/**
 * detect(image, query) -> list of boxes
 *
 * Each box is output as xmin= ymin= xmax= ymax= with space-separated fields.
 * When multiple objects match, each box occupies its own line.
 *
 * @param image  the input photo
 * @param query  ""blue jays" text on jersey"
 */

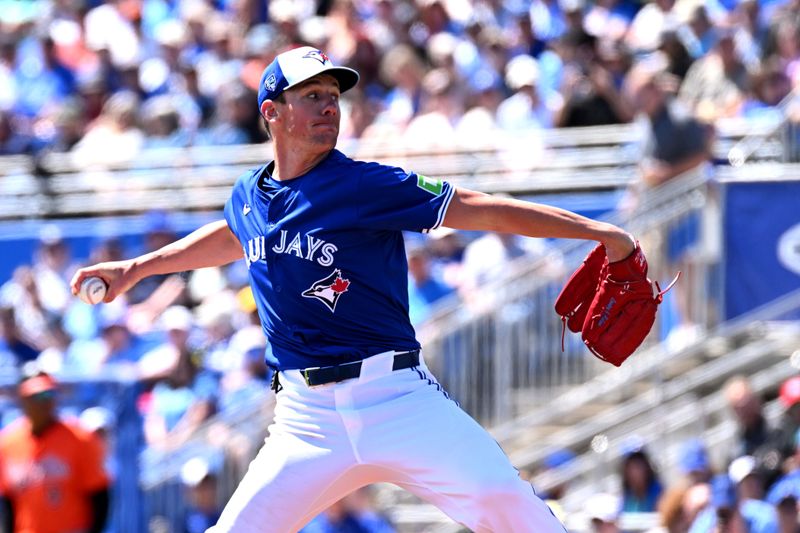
xmin=224 ymin=149 xmax=454 ymax=370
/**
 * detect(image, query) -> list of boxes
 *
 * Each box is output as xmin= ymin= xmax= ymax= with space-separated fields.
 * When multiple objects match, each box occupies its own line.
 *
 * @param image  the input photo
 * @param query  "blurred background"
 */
xmin=1 ymin=0 xmax=800 ymax=531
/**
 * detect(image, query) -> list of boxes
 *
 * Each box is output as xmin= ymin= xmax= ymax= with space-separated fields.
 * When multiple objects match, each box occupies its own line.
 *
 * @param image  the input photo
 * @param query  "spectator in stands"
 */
xmin=33 ymin=316 xmax=72 ymax=373
xmin=406 ymin=242 xmax=455 ymax=326
xmin=683 ymin=482 xmax=712 ymax=531
xmin=529 ymin=0 xmax=570 ymax=43
xmin=79 ymin=406 xmax=116 ymax=475
xmin=0 ymin=110 xmax=33 ymax=155
xmin=402 ymin=68 xmax=463 ymax=151
xmin=624 ymin=57 xmax=713 ymax=190
xmin=584 ymin=492 xmax=622 ymax=533
xmin=0 ymin=370 xmax=110 ymax=533
xmin=497 ymin=54 xmax=560 ymax=131
xmin=141 ymin=96 xmax=190 ymax=149
xmin=454 ymin=74 xmax=505 ymax=149
xmin=79 ymin=406 xmax=116 ymax=533
xmin=653 ymin=482 xmax=693 ymax=533
xmin=138 ymin=305 xmax=198 ymax=381
xmin=767 ymin=18 xmax=800 ymax=83
xmin=658 ymin=29 xmax=695 ymax=81
xmin=70 ymin=90 xmax=144 ymax=168
xmin=775 ymin=495 xmax=799 ymax=533
xmin=0 ymin=35 xmax=17 ymax=112
xmin=301 ymin=486 xmax=395 ymax=533
xmin=425 ymin=227 xmax=466 ymax=290
xmin=13 ymin=35 xmax=76 ymax=119
xmin=680 ymin=438 xmax=715 ymax=485
xmin=729 ymin=455 xmax=768 ymax=502
xmin=583 ymin=0 xmax=638 ymax=41
xmin=623 ymin=56 xmax=713 ymax=343
xmin=725 ymin=376 xmax=772 ymax=459
xmin=326 ymin=0 xmax=381 ymax=91
xmin=730 ymin=0 xmax=768 ymax=70
xmin=678 ymin=27 xmax=750 ymax=122
xmin=739 ymin=59 xmax=791 ymax=122
xmin=83 ymin=0 xmax=142 ymax=72
xmin=197 ymin=82 xmax=258 ymax=146
xmin=180 ymin=456 xmax=222 ymax=533
xmin=126 ymin=211 xmax=182 ymax=305
xmin=339 ymin=88 xmax=383 ymax=141
xmin=620 ymin=442 xmax=664 ymax=513
xmin=218 ymin=341 xmax=271 ymax=419
xmin=376 ymin=44 xmax=425 ymax=131
xmin=140 ymin=306 xmax=217 ymax=449
xmin=769 ymin=377 xmax=800 ymax=465
xmin=556 ymin=32 xmax=634 ymax=127
xmin=459 ymin=223 xmax=551 ymax=309
xmin=538 ymin=448 xmax=577 ymax=523
xmin=766 ymin=430 xmax=800 ymax=508
xmin=689 ymin=474 xmax=778 ymax=533
xmin=94 ymin=303 xmax=148 ymax=370
xmin=31 ymin=225 xmax=76 ymax=316
xmin=682 ymin=6 xmax=719 ymax=59
xmin=42 ymin=98 xmax=87 ymax=153
xmin=0 ymin=305 xmax=39 ymax=368
xmin=0 ymin=266 xmax=54 ymax=354
xmin=195 ymin=294 xmax=239 ymax=376
xmin=625 ymin=0 xmax=680 ymax=54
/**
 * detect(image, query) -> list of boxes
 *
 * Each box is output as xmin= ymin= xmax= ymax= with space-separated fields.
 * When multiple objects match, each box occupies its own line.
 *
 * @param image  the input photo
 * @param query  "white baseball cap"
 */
xmin=728 ymin=455 xmax=758 ymax=484
xmin=257 ymin=46 xmax=359 ymax=109
xmin=505 ymin=54 xmax=539 ymax=90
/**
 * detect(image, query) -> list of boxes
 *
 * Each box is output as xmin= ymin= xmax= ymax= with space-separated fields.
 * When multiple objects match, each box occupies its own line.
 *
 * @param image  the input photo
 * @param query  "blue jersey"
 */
xmin=224 ymin=149 xmax=454 ymax=370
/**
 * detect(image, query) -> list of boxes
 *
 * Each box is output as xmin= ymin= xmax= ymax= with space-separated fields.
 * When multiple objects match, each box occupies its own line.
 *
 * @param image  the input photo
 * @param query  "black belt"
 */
xmin=300 ymin=350 xmax=420 ymax=387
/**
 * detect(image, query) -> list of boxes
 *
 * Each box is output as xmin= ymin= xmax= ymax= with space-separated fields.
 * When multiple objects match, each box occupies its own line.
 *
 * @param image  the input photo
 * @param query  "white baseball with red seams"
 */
xmin=79 ymin=276 xmax=107 ymax=305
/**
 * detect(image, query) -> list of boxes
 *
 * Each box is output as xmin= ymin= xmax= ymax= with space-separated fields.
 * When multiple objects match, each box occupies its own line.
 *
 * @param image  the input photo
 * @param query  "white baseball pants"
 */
xmin=208 ymin=351 xmax=565 ymax=532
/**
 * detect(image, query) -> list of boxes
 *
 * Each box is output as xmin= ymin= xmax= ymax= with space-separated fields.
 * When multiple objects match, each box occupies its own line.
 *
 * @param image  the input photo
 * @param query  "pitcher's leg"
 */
xmin=209 ymin=428 xmax=362 ymax=533
xmin=210 ymin=370 xmax=369 ymax=533
xmin=367 ymin=371 xmax=565 ymax=532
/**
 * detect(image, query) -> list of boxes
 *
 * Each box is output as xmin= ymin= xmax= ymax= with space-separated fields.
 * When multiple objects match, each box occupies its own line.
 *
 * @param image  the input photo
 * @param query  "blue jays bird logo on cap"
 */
xmin=303 ymin=49 xmax=330 ymax=65
xmin=302 ymin=269 xmax=350 ymax=312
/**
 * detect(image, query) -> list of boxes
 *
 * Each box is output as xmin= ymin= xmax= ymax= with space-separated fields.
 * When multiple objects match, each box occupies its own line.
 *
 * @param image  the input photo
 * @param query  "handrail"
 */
xmin=508 ymin=323 xmax=800 ymax=470
xmin=490 ymin=288 xmax=800 ymax=444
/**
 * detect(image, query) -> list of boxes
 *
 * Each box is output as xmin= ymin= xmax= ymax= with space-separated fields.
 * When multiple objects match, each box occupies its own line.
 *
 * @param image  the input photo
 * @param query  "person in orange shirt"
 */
xmin=0 ymin=370 xmax=110 ymax=533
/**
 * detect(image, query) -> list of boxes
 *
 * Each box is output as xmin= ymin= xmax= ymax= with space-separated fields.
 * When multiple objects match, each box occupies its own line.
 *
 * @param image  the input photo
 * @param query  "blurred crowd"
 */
xmin=0 ymin=0 xmax=797 ymax=164
xmin=538 ymin=374 xmax=800 ymax=533
xmin=0 ymin=213 xmax=556 ymax=531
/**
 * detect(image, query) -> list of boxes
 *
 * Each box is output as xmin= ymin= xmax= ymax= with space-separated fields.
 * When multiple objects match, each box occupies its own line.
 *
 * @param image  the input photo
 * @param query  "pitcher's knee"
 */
xmin=467 ymin=479 xmax=563 ymax=532
xmin=472 ymin=477 xmax=535 ymax=513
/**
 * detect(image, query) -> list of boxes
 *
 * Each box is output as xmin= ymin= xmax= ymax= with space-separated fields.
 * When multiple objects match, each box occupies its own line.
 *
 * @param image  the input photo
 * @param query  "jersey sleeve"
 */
xmin=224 ymin=167 xmax=261 ymax=242
xmin=355 ymin=162 xmax=455 ymax=233
xmin=224 ymin=178 xmax=245 ymax=242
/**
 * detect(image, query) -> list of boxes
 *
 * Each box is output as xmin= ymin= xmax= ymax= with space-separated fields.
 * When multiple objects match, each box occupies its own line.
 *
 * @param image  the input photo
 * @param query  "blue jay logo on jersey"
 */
xmin=302 ymin=269 xmax=350 ymax=312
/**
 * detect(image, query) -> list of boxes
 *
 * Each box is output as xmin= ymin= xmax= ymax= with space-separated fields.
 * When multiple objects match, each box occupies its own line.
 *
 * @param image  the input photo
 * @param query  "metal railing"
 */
xmin=418 ymin=167 xmax=718 ymax=426
xmin=0 ymin=117 xmax=790 ymax=220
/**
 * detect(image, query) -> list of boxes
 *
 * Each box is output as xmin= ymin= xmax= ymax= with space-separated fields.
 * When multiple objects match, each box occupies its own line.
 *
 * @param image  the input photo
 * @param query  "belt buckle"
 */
xmin=301 ymin=366 xmax=321 ymax=387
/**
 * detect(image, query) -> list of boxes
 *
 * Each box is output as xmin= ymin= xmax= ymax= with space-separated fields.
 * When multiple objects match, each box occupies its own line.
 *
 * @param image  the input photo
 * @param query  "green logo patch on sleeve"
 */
xmin=416 ymin=174 xmax=443 ymax=196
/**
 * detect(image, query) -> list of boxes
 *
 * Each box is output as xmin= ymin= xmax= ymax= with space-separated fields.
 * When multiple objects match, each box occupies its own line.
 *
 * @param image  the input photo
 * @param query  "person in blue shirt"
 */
xmin=72 ymin=46 xmax=636 ymax=532
xmin=301 ymin=487 xmax=395 ymax=533
xmin=405 ymin=242 xmax=455 ymax=326
xmin=689 ymin=474 xmax=778 ymax=533
xmin=619 ymin=443 xmax=663 ymax=513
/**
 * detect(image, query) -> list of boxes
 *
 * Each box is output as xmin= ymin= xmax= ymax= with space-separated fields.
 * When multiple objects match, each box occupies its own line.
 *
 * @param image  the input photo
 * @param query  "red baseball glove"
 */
xmin=554 ymin=243 xmax=607 ymax=345
xmin=555 ymin=241 xmax=679 ymax=366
